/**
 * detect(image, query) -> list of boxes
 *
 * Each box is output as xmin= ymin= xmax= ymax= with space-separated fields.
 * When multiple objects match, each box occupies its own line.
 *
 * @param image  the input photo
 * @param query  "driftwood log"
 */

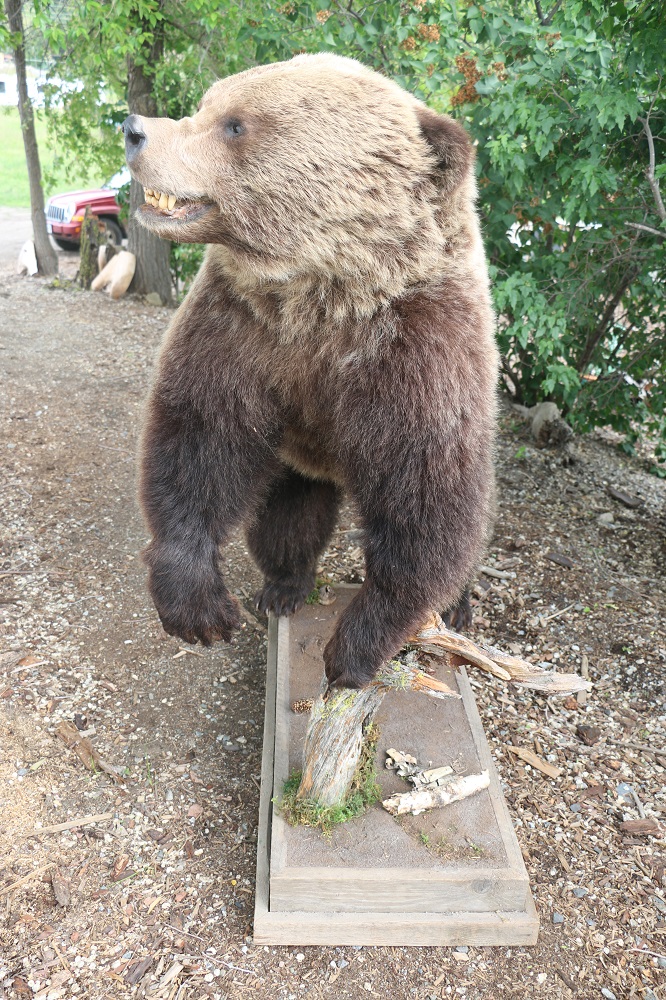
xmin=296 ymin=612 xmax=592 ymax=810
xmin=382 ymin=770 xmax=490 ymax=817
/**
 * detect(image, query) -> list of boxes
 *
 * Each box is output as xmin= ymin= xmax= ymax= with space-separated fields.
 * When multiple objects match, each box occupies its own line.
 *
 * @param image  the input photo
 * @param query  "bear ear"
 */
xmin=416 ymin=106 xmax=473 ymax=193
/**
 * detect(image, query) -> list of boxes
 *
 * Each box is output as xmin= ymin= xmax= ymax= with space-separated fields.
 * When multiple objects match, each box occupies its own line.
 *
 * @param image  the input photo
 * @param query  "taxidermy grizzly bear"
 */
xmin=123 ymin=53 xmax=498 ymax=689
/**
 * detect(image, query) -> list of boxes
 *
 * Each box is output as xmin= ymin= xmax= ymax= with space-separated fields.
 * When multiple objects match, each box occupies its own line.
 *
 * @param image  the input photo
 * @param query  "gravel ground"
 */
xmin=0 ymin=270 xmax=665 ymax=1000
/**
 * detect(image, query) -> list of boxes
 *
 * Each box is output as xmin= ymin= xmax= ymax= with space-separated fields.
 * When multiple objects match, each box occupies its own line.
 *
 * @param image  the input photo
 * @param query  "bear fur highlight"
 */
xmin=125 ymin=53 xmax=498 ymax=688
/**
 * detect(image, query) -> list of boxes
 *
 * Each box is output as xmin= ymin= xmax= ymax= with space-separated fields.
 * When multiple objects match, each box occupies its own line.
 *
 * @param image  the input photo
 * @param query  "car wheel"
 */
xmin=54 ymin=237 xmax=79 ymax=251
xmin=100 ymin=218 xmax=124 ymax=246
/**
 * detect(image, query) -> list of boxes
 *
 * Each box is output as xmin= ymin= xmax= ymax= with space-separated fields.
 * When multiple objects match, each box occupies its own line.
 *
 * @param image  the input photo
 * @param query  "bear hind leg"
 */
xmin=442 ymin=587 xmax=473 ymax=633
xmin=247 ymin=468 xmax=340 ymax=617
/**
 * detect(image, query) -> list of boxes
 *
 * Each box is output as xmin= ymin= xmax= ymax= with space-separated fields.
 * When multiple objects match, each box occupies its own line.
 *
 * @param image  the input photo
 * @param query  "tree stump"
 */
xmin=296 ymin=656 xmax=459 ymax=809
xmin=78 ymin=208 xmax=101 ymax=289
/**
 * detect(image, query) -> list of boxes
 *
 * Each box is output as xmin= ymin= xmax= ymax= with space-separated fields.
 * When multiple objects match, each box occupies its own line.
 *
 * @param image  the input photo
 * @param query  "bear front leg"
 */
xmin=325 ymin=406 xmax=494 ymax=688
xmin=140 ymin=391 xmax=281 ymax=646
xmin=323 ymin=515 xmax=480 ymax=688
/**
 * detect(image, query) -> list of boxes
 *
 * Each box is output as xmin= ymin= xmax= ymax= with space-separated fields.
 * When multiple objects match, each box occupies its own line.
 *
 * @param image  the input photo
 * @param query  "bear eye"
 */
xmin=223 ymin=119 xmax=245 ymax=138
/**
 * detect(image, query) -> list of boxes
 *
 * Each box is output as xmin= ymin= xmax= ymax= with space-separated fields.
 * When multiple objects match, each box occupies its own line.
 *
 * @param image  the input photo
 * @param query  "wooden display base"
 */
xmin=254 ymin=585 xmax=539 ymax=946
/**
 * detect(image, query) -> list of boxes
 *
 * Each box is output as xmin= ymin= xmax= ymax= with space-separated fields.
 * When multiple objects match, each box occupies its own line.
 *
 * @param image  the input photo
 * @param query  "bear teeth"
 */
xmin=143 ymin=189 xmax=179 ymax=211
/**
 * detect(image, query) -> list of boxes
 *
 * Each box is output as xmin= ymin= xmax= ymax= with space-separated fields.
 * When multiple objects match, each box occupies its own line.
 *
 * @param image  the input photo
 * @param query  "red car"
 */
xmin=45 ymin=168 xmax=128 ymax=250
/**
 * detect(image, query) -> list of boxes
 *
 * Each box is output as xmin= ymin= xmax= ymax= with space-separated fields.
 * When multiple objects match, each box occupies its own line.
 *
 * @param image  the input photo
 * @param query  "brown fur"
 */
xmin=125 ymin=54 xmax=498 ymax=688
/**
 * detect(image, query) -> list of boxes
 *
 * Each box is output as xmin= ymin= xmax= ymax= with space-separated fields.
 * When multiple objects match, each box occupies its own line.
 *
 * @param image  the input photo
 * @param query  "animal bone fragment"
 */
xmin=382 ymin=770 xmax=490 ymax=817
xmin=385 ymin=748 xmax=420 ymax=779
xmin=386 ymin=748 xmax=417 ymax=768
xmin=411 ymin=765 xmax=455 ymax=789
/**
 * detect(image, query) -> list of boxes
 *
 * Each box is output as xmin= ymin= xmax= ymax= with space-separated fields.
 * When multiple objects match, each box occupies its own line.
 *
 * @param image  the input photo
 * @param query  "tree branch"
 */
xmin=638 ymin=111 xmax=666 ymax=223
xmin=576 ymin=268 xmax=638 ymax=374
xmin=625 ymin=221 xmax=666 ymax=240
xmin=535 ymin=0 xmax=564 ymax=26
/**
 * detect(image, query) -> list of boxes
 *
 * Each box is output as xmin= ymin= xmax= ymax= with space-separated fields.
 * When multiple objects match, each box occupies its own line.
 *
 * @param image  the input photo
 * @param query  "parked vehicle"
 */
xmin=45 ymin=168 xmax=129 ymax=250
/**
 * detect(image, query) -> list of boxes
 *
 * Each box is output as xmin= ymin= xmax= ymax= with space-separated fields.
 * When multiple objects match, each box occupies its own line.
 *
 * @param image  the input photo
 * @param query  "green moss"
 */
xmin=305 ymin=577 xmax=331 ymax=605
xmin=275 ymin=724 xmax=381 ymax=835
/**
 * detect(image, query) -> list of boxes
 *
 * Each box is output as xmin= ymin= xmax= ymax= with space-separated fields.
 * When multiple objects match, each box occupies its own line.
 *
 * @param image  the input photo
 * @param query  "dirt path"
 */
xmin=0 ymin=269 xmax=664 ymax=1000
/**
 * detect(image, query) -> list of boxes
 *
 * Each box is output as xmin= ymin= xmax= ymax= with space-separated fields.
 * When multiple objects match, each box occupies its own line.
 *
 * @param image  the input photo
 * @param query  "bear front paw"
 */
xmin=442 ymin=587 xmax=472 ymax=633
xmin=323 ymin=630 xmax=380 ymax=690
xmin=147 ymin=555 xmax=240 ymax=646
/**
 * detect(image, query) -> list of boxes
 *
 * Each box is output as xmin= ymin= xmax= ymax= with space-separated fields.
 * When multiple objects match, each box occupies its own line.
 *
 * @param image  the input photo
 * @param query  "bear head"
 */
xmin=123 ymin=54 xmax=474 ymax=294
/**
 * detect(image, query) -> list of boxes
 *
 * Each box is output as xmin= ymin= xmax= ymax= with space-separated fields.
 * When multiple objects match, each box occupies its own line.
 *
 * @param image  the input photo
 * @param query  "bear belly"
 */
xmin=278 ymin=425 xmax=344 ymax=485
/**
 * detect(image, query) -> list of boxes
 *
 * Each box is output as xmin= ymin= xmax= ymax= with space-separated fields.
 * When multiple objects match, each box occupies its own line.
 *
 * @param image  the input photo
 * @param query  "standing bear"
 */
xmin=123 ymin=53 xmax=498 ymax=689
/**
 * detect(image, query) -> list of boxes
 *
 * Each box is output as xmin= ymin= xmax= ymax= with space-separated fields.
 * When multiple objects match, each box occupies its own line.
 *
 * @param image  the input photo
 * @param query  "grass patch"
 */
xmin=0 ymin=107 xmax=107 ymax=208
xmin=276 ymin=723 xmax=381 ymax=835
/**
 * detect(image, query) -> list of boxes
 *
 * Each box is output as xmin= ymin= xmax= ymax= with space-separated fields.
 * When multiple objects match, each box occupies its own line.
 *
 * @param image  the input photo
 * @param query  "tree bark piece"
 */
xmin=382 ymin=770 xmax=490 ymax=817
xmin=56 ymin=720 xmax=124 ymax=782
xmin=297 ymin=658 xmax=459 ymax=807
xmin=4 ymin=0 xmax=58 ymax=277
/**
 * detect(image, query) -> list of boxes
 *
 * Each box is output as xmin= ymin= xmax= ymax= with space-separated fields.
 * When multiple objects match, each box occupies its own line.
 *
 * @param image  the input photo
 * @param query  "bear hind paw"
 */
xmin=255 ymin=573 xmax=315 ymax=618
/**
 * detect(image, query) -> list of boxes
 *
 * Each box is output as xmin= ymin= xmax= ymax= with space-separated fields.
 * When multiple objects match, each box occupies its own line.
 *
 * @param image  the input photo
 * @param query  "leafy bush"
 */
xmin=170 ymin=242 xmax=205 ymax=301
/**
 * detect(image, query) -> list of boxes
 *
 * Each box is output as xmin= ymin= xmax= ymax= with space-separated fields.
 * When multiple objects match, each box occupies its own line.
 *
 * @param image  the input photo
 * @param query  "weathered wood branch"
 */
xmin=295 ymin=610 xmax=591 ymax=814
xmin=413 ymin=614 xmax=592 ymax=694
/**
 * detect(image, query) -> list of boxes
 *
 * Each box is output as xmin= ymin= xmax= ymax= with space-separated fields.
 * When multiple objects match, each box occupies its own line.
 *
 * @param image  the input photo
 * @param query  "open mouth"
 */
xmin=141 ymin=188 xmax=212 ymax=221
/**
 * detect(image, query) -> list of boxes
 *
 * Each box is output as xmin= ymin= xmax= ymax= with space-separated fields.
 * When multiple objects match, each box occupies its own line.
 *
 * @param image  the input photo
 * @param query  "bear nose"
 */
xmin=122 ymin=115 xmax=147 ymax=160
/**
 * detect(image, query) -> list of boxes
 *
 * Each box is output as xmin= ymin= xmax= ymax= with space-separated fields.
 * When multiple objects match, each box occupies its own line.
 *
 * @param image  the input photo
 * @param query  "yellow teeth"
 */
xmin=143 ymin=188 xmax=179 ymax=211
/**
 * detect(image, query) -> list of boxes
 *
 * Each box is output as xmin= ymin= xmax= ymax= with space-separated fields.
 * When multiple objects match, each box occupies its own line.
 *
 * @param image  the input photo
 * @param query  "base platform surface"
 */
xmin=254 ymin=585 xmax=539 ymax=946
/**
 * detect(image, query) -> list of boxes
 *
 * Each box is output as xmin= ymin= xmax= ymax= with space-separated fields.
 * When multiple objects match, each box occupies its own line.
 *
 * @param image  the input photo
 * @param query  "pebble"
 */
xmin=601 ymin=990 xmax=617 ymax=1000
xmin=552 ymin=912 xmax=564 ymax=925
xmin=573 ymin=887 xmax=588 ymax=898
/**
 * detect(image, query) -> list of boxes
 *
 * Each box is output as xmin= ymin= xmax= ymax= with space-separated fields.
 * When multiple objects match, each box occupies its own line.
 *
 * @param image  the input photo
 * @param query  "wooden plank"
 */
xmin=456 ymin=666 xmax=528 ymax=876
xmin=270 ymin=868 xmax=527 ymax=913
xmin=253 ymin=614 xmax=279 ymax=935
xmin=254 ymin=893 xmax=539 ymax=947
xmin=269 ymin=613 xmax=291 ymax=878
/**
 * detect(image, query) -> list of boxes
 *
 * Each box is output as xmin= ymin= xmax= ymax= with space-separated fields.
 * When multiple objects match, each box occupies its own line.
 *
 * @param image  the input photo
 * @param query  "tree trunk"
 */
xmin=78 ymin=208 xmax=101 ymax=289
xmin=5 ymin=0 xmax=58 ymax=277
xmin=126 ymin=18 xmax=173 ymax=306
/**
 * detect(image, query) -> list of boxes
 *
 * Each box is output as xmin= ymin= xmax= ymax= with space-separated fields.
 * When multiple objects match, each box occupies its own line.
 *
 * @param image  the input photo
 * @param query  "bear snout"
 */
xmin=122 ymin=114 xmax=147 ymax=161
